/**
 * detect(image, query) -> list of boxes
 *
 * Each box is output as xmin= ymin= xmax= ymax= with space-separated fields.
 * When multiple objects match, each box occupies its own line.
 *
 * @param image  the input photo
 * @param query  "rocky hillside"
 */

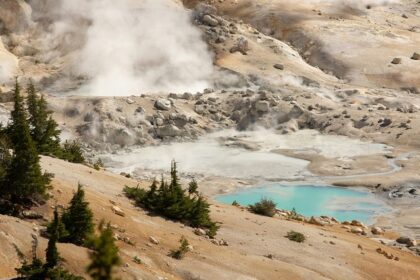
xmin=0 ymin=156 xmax=420 ymax=279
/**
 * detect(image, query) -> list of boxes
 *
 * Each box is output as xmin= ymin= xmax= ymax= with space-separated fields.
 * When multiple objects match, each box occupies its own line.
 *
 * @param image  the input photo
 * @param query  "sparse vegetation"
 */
xmin=287 ymin=207 xmax=304 ymax=221
xmin=124 ymin=161 xmax=218 ymax=236
xmin=232 ymin=200 xmax=240 ymax=207
xmin=93 ymin=158 xmax=104 ymax=170
xmin=170 ymin=236 xmax=190 ymax=260
xmin=286 ymin=231 xmax=306 ymax=243
xmin=61 ymin=140 xmax=85 ymax=164
xmin=16 ymin=212 xmax=84 ymax=279
xmin=87 ymin=221 xmax=121 ymax=280
xmin=249 ymin=198 xmax=277 ymax=217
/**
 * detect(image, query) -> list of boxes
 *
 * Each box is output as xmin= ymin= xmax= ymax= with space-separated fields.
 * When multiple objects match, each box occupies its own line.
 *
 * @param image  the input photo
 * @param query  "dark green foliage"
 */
xmin=62 ymin=184 xmax=94 ymax=245
xmin=124 ymin=161 xmax=218 ymax=236
xmin=87 ymin=221 xmax=121 ymax=280
xmin=188 ymin=179 xmax=198 ymax=195
xmin=16 ymin=258 xmax=44 ymax=279
xmin=286 ymin=231 xmax=306 ymax=243
xmin=17 ymin=257 xmax=85 ymax=280
xmin=0 ymin=136 xmax=12 ymax=185
xmin=16 ymin=213 xmax=84 ymax=280
xmin=46 ymin=207 xmax=69 ymax=241
xmin=249 ymin=198 xmax=277 ymax=217
xmin=1 ymin=81 xmax=51 ymax=209
xmin=45 ymin=228 xmax=59 ymax=269
xmin=62 ymin=140 xmax=85 ymax=163
xmin=231 ymin=200 xmax=240 ymax=207
xmin=27 ymin=82 xmax=62 ymax=157
xmin=169 ymin=236 xmax=190 ymax=260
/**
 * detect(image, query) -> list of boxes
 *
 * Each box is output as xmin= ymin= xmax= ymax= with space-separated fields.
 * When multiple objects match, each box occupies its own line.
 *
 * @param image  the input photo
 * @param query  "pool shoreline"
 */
xmin=213 ymin=181 xmax=395 ymax=226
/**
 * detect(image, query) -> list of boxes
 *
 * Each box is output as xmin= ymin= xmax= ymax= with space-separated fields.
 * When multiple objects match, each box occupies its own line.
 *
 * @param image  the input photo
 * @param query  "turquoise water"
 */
xmin=216 ymin=184 xmax=390 ymax=224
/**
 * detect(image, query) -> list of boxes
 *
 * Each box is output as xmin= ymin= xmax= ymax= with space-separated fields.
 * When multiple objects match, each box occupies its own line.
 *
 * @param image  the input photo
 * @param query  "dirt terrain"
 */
xmin=0 ymin=156 xmax=419 ymax=280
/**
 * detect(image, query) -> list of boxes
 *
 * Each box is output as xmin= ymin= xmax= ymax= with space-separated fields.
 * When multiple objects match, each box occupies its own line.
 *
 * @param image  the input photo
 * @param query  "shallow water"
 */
xmin=216 ymin=184 xmax=391 ymax=223
xmin=101 ymin=129 xmax=390 ymax=180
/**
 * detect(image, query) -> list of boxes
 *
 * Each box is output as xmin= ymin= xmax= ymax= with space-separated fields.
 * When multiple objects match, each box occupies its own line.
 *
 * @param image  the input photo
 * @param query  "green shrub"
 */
xmin=170 ymin=236 xmax=190 ymax=260
xmin=232 ymin=200 xmax=240 ymax=207
xmin=93 ymin=158 xmax=104 ymax=171
xmin=286 ymin=231 xmax=305 ymax=243
xmin=61 ymin=140 xmax=85 ymax=163
xmin=124 ymin=162 xmax=218 ymax=236
xmin=249 ymin=198 xmax=277 ymax=217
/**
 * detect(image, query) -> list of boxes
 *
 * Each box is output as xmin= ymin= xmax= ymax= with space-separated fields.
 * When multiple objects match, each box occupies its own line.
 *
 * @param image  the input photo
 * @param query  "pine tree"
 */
xmin=27 ymin=82 xmax=62 ymax=156
xmin=47 ymin=207 xmax=68 ymax=241
xmin=3 ymin=80 xmax=51 ymax=207
xmin=62 ymin=184 xmax=94 ymax=245
xmin=169 ymin=236 xmax=190 ymax=260
xmin=45 ymin=224 xmax=60 ymax=269
xmin=87 ymin=221 xmax=121 ymax=280
xmin=188 ymin=179 xmax=198 ymax=196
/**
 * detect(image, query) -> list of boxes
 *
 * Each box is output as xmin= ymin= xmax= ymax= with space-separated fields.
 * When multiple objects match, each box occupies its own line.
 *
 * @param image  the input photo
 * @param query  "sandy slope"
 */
xmin=1 ymin=156 xmax=420 ymax=279
xmin=188 ymin=0 xmax=420 ymax=89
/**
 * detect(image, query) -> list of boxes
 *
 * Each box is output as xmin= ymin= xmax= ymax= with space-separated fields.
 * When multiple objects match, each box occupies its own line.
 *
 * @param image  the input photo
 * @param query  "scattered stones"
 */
xmin=308 ymin=216 xmax=326 ymax=226
xmin=155 ymin=99 xmax=172 ymax=111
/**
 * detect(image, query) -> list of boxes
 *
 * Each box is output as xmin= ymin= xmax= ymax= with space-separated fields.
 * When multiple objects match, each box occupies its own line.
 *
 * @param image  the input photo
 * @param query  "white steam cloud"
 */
xmin=36 ymin=0 xmax=214 ymax=96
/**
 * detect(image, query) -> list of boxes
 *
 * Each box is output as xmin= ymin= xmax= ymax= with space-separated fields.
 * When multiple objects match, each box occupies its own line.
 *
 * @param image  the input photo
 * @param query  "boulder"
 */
xmin=154 ymin=99 xmax=171 ymax=111
xmin=309 ymin=216 xmax=325 ymax=226
xmin=22 ymin=210 xmax=43 ymax=219
xmin=391 ymin=58 xmax=401 ymax=64
xmin=202 ymin=14 xmax=219 ymax=27
xmin=351 ymin=227 xmax=364 ymax=235
xmin=156 ymin=124 xmax=180 ymax=137
xmin=371 ymin=226 xmax=384 ymax=235
xmin=273 ymin=64 xmax=284 ymax=70
xmin=411 ymin=52 xmax=420 ymax=60
xmin=194 ymin=228 xmax=207 ymax=236
xmin=149 ymin=236 xmax=159 ymax=245
xmin=255 ymin=100 xmax=270 ymax=113
xmin=396 ymin=236 xmax=417 ymax=247
xmin=230 ymin=37 xmax=249 ymax=55
xmin=112 ymin=206 xmax=126 ymax=217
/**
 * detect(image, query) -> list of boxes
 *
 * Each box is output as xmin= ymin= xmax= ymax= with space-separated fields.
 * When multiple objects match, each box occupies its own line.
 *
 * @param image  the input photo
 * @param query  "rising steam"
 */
xmin=34 ymin=0 xmax=214 ymax=96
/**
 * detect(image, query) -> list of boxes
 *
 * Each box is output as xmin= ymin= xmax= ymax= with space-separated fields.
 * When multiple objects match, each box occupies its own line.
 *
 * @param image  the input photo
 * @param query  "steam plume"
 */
xmin=34 ymin=0 xmax=214 ymax=96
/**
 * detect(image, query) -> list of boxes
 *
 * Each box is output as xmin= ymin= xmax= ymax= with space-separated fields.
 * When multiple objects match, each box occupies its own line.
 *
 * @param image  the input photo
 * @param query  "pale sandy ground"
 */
xmin=1 ymin=156 xmax=420 ymax=280
xmin=187 ymin=0 xmax=420 ymax=89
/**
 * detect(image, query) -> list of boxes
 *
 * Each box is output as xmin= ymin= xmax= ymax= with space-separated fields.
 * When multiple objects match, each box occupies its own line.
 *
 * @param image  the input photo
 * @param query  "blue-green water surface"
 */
xmin=216 ymin=184 xmax=390 ymax=224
